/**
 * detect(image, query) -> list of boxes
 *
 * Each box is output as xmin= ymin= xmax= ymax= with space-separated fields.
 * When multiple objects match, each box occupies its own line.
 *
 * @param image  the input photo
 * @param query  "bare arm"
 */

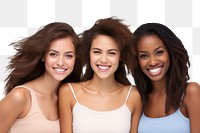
xmin=128 ymin=87 xmax=143 ymax=133
xmin=184 ymin=82 xmax=200 ymax=133
xmin=0 ymin=88 xmax=30 ymax=133
xmin=59 ymin=84 xmax=74 ymax=133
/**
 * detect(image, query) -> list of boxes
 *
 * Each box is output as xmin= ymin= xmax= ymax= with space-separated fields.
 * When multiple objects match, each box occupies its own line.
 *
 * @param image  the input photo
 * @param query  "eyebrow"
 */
xmin=139 ymin=46 xmax=163 ymax=53
xmin=48 ymin=49 xmax=75 ymax=54
xmin=92 ymin=48 xmax=119 ymax=52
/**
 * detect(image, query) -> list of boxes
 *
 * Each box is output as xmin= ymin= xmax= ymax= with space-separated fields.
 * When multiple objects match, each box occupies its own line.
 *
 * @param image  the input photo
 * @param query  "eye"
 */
xmin=49 ymin=52 xmax=58 ymax=57
xmin=65 ymin=54 xmax=74 ymax=59
xmin=108 ymin=52 xmax=117 ymax=56
xmin=156 ymin=50 xmax=164 ymax=56
xmin=139 ymin=54 xmax=148 ymax=60
xmin=93 ymin=50 xmax=101 ymax=54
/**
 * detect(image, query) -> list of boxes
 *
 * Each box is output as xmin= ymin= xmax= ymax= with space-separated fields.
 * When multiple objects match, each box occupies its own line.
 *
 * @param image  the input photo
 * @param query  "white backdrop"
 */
xmin=0 ymin=0 xmax=200 ymax=100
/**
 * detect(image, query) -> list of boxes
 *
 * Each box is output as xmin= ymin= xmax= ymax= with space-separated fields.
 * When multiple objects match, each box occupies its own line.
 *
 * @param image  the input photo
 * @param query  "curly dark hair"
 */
xmin=4 ymin=22 xmax=82 ymax=94
xmin=79 ymin=17 xmax=135 ymax=85
xmin=132 ymin=23 xmax=190 ymax=113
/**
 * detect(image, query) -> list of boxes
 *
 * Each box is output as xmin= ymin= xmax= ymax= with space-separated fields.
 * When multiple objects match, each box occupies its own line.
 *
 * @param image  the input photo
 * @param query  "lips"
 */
xmin=97 ymin=65 xmax=110 ymax=71
xmin=148 ymin=67 xmax=161 ymax=76
xmin=54 ymin=68 xmax=67 ymax=73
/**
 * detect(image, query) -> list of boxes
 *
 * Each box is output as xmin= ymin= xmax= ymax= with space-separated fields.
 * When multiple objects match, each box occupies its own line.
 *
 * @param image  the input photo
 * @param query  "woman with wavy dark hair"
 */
xmin=0 ymin=22 xmax=81 ymax=133
xmin=131 ymin=23 xmax=200 ymax=133
xmin=59 ymin=17 xmax=142 ymax=133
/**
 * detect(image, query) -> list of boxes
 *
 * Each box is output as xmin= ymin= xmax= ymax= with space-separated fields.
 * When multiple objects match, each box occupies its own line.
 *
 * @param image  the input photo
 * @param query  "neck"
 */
xmin=88 ymin=75 xmax=121 ymax=93
xmin=151 ymin=77 xmax=167 ymax=94
xmin=30 ymin=74 xmax=60 ymax=96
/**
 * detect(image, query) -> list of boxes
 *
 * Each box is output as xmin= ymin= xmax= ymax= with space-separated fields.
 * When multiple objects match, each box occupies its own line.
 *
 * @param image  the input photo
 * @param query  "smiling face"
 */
xmin=90 ymin=35 xmax=121 ymax=79
xmin=137 ymin=34 xmax=170 ymax=82
xmin=43 ymin=36 xmax=76 ymax=81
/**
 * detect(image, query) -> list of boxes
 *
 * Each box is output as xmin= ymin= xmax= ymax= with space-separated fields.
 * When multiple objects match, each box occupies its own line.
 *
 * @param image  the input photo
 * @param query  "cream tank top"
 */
xmin=8 ymin=86 xmax=60 ymax=133
xmin=68 ymin=83 xmax=132 ymax=133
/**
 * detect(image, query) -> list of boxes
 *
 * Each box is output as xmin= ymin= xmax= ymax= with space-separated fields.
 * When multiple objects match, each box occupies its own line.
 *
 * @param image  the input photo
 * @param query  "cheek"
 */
xmin=45 ymin=57 xmax=56 ymax=66
xmin=138 ymin=58 xmax=145 ymax=68
xmin=90 ymin=54 xmax=97 ymax=64
xmin=164 ymin=57 xmax=170 ymax=70
xmin=112 ymin=57 xmax=120 ymax=66
xmin=66 ymin=58 xmax=76 ymax=68
xmin=138 ymin=59 xmax=147 ymax=73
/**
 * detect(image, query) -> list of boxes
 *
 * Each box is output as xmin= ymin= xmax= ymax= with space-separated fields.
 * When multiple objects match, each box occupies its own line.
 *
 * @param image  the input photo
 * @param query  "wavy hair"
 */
xmin=132 ymin=23 xmax=190 ymax=113
xmin=79 ymin=17 xmax=135 ymax=85
xmin=4 ymin=22 xmax=81 ymax=94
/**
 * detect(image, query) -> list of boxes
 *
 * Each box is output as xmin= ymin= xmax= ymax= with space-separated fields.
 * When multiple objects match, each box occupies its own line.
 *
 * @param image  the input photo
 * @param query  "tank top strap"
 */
xmin=14 ymin=85 xmax=33 ymax=92
xmin=124 ymin=85 xmax=132 ymax=103
xmin=67 ymin=83 xmax=78 ymax=102
xmin=13 ymin=85 xmax=40 ymax=111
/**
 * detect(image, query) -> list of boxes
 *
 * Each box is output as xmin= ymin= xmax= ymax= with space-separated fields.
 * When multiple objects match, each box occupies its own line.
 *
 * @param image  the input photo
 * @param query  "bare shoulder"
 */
xmin=185 ymin=82 xmax=200 ymax=96
xmin=59 ymin=83 xmax=71 ymax=93
xmin=129 ymin=85 xmax=141 ymax=99
xmin=59 ymin=82 xmax=80 ymax=94
xmin=3 ymin=87 xmax=30 ymax=105
xmin=58 ymin=82 xmax=81 ymax=106
xmin=184 ymin=82 xmax=200 ymax=104
xmin=126 ymin=85 xmax=142 ymax=113
xmin=0 ymin=87 xmax=30 ymax=119
xmin=125 ymin=85 xmax=142 ymax=103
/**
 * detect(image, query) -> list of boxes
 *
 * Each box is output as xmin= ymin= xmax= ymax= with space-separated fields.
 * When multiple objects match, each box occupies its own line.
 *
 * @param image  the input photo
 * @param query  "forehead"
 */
xmin=137 ymin=34 xmax=166 ymax=51
xmin=48 ymin=37 xmax=75 ymax=51
xmin=91 ymin=35 xmax=119 ymax=50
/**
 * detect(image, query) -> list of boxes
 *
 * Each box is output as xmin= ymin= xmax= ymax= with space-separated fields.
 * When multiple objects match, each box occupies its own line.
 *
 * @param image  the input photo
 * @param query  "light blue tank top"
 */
xmin=138 ymin=109 xmax=190 ymax=133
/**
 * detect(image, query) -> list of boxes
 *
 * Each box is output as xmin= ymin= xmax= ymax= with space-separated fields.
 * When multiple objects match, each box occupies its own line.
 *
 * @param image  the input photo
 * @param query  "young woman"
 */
xmin=0 ymin=22 xmax=81 ymax=133
xmin=59 ymin=17 xmax=142 ymax=133
xmin=132 ymin=23 xmax=200 ymax=133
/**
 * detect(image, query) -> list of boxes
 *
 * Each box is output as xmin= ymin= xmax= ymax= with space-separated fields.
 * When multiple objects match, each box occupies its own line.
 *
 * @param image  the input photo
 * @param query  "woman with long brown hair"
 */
xmin=59 ymin=17 xmax=142 ymax=133
xmin=0 ymin=22 xmax=81 ymax=133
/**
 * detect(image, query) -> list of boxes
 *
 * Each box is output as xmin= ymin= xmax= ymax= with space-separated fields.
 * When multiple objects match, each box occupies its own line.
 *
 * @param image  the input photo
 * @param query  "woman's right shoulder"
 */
xmin=0 ymin=86 xmax=31 ymax=111
xmin=60 ymin=83 xmax=76 ymax=92
xmin=59 ymin=82 xmax=85 ymax=92
xmin=6 ymin=87 xmax=30 ymax=103
xmin=58 ymin=83 xmax=82 ymax=105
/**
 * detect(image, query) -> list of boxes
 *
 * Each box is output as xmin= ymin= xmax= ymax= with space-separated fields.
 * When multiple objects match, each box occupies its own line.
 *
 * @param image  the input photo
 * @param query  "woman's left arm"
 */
xmin=184 ymin=82 xmax=200 ymax=133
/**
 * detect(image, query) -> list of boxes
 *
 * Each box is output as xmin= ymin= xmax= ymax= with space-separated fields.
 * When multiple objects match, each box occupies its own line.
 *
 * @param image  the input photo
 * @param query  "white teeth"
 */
xmin=149 ymin=67 xmax=161 ymax=73
xmin=98 ymin=66 xmax=109 ymax=70
xmin=55 ymin=68 xmax=65 ymax=72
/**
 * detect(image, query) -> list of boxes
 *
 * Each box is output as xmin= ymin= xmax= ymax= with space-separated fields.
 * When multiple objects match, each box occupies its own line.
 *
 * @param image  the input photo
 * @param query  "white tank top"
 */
xmin=68 ymin=83 xmax=132 ymax=133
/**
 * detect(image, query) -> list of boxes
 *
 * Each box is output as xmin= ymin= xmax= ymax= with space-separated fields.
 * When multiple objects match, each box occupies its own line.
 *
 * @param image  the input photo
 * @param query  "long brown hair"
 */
xmin=132 ymin=23 xmax=190 ymax=113
xmin=79 ymin=17 xmax=135 ymax=85
xmin=4 ymin=22 xmax=81 ymax=94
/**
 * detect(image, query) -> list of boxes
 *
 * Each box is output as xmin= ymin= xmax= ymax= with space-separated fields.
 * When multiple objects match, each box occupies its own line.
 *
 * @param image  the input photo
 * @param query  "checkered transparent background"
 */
xmin=1 ymin=0 xmax=200 ymax=99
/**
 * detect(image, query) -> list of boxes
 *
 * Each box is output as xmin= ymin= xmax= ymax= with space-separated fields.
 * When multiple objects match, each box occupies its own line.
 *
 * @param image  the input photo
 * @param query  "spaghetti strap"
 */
xmin=68 ymin=83 xmax=78 ymax=102
xmin=13 ymin=85 xmax=40 ymax=112
xmin=14 ymin=85 xmax=33 ymax=91
xmin=125 ymin=85 xmax=132 ymax=103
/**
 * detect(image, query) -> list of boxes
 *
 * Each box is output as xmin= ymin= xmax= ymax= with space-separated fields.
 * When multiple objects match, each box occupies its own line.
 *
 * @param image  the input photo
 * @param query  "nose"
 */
xmin=100 ymin=53 xmax=108 ymax=63
xmin=148 ymin=55 xmax=158 ymax=66
xmin=57 ymin=56 xmax=65 ymax=66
